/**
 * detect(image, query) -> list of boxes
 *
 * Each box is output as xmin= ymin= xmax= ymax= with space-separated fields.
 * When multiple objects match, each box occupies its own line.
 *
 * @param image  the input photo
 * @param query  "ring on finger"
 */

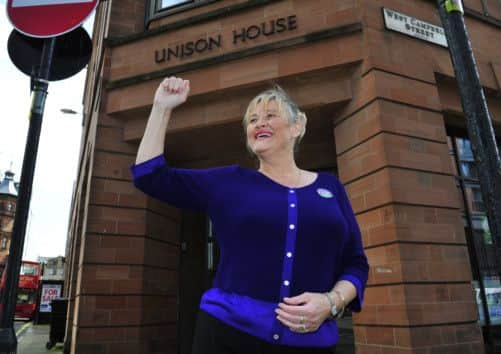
xmin=301 ymin=324 xmax=307 ymax=332
xmin=300 ymin=316 xmax=305 ymax=325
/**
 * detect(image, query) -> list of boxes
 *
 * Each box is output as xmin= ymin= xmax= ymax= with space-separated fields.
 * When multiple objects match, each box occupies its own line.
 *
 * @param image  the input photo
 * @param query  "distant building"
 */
xmin=38 ymin=256 xmax=65 ymax=281
xmin=0 ymin=170 xmax=18 ymax=275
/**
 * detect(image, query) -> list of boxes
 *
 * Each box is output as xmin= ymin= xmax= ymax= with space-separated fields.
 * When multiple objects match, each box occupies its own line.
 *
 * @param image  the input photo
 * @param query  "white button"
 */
xmin=289 ymin=224 xmax=295 ymax=230
xmin=273 ymin=334 xmax=280 ymax=340
xmin=289 ymin=190 xmax=295 ymax=194
xmin=286 ymin=252 xmax=292 ymax=258
xmin=284 ymin=280 xmax=290 ymax=286
xmin=290 ymin=203 xmax=296 ymax=208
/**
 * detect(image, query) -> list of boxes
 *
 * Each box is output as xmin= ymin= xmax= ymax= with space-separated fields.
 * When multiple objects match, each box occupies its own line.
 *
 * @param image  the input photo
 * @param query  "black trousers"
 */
xmin=191 ymin=311 xmax=336 ymax=354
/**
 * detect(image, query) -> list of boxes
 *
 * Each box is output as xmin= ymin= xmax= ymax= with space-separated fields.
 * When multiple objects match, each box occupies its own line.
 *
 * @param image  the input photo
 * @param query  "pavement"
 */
xmin=16 ymin=321 xmax=63 ymax=354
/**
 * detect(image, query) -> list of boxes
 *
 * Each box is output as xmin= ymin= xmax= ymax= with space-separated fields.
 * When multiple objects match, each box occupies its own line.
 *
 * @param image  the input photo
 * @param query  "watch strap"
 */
xmin=332 ymin=290 xmax=346 ymax=319
xmin=333 ymin=289 xmax=345 ymax=308
xmin=323 ymin=292 xmax=337 ymax=319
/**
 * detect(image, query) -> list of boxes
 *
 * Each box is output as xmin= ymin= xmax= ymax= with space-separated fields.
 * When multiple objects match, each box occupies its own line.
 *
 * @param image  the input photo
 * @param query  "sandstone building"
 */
xmin=0 ymin=171 xmax=18 ymax=275
xmin=65 ymin=0 xmax=501 ymax=353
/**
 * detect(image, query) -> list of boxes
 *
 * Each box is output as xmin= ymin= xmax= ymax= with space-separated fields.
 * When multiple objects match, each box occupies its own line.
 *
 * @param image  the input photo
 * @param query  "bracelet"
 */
xmin=324 ymin=291 xmax=345 ymax=319
xmin=333 ymin=289 xmax=346 ymax=308
xmin=332 ymin=290 xmax=346 ymax=319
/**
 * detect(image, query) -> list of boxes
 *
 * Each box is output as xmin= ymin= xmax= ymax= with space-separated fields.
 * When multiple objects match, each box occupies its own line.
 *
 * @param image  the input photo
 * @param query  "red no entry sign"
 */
xmin=6 ymin=0 xmax=98 ymax=38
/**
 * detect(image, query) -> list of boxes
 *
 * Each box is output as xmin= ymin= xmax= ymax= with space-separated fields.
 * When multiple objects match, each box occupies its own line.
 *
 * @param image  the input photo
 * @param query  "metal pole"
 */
xmin=0 ymin=37 xmax=55 ymax=353
xmin=437 ymin=1 xmax=501 ymax=351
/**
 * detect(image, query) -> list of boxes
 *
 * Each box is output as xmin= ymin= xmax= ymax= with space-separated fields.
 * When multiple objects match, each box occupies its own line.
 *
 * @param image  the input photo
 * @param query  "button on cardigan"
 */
xmin=131 ymin=154 xmax=369 ymax=347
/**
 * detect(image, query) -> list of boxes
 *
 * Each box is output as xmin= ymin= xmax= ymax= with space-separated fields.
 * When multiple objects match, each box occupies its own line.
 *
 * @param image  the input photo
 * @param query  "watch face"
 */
xmin=330 ymin=305 xmax=338 ymax=317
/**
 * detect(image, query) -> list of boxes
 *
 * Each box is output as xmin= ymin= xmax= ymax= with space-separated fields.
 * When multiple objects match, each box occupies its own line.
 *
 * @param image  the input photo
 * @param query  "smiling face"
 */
xmin=243 ymin=86 xmax=307 ymax=160
xmin=245 ymin=98 xmax=301 ymax=158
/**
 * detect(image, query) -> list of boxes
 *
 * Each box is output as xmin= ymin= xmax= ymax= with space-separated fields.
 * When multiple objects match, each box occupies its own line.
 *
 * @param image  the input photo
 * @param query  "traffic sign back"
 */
xmin=7 ymin=0 xmax=98 ymax=38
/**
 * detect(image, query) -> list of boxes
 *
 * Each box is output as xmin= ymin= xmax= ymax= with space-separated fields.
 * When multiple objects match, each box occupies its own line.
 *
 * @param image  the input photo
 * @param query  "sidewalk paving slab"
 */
xmin=17 ymin=324 xmax=62 ymax=354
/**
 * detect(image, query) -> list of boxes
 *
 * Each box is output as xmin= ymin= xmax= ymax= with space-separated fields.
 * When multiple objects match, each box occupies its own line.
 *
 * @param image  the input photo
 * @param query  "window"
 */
xmin=0 ymin=202 xmax=14 ymax=218
xmin=16 ymin=289 xmax=36 ymax=304
xmin=159 ymin=0 xmax=192 ymax=9
xmin=147 ymin=0 xmax=218 ymax=25
xmin=471 ymin=185 xmax=485 ymax=213
xmin=448 ymin=135 xmax=501 ymax=327
xmin=20 ymin=263 xmax=39 ymax=276
xmin=0 ymin=202 xmax=14 ymax=213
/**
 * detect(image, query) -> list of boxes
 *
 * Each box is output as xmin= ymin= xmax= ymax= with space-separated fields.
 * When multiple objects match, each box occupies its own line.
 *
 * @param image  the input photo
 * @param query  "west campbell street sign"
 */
xmin=6 ymin=0 xmax=98 ymax=37
xmin=383 ymin=8 xmax=448 ymax=48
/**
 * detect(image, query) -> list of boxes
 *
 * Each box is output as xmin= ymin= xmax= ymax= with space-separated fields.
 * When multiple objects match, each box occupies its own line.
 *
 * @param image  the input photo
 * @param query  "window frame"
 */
xmin=146 ymin=0 xmax=221 ymax=28
xmin=448 ymin=131 xmax=501 ymax=331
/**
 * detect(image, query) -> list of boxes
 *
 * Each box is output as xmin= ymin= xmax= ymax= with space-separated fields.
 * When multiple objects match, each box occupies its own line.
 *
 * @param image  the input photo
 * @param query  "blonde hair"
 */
xmin=243 ymin=85 xmax=307 ymax=152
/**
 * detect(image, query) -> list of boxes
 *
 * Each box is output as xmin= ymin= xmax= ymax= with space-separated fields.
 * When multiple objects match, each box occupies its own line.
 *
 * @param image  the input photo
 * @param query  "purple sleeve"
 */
xmin=130 ymin=154 xmax=227 ymax=212
xmin=335 ymin=178 xmax=369 ymax=312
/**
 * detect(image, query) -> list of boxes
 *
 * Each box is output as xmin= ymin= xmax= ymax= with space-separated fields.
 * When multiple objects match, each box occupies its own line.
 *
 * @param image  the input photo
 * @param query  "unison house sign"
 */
xmin=7 ymin=0 xmax=98 ymax=37
xmin=155 ymin=15 xmax=298 ymax=64
xmin=383 ymin=8 xmax=448 ymax=48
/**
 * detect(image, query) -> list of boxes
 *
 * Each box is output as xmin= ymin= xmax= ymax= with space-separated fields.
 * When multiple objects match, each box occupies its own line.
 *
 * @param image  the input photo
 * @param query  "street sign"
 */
xmin=6 ymin=0 xmax=98 ymax=38
xmin=8 ymin=27 xmax=92 ymax=81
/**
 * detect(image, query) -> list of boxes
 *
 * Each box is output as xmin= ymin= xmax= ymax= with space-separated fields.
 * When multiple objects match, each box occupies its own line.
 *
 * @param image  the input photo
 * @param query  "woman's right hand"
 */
xmin=153 ymin=76 xmax=190 ymax=111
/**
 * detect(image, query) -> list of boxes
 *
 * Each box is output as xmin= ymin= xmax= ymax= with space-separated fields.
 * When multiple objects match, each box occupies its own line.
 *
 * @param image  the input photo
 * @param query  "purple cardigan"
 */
xmin=131 ymin=155 xmax=369 ymax=347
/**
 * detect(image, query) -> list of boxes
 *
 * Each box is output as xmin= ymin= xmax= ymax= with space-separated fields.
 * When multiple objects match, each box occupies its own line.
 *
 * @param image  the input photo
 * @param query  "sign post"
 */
xmin=0 ymin=37 xmax=55 ymax=354
xmin=0 ymin=1 xmax=96 ymax=352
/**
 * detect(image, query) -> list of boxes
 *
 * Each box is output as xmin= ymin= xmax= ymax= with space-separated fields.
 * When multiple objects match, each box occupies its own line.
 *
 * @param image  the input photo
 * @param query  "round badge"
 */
xmin=317 ymin=188 xmax=333 ymax=198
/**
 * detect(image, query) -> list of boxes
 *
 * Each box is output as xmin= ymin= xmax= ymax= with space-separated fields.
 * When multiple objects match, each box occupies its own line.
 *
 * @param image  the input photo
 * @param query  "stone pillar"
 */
xmin=334 ymin=69 xmax=484 ymax=353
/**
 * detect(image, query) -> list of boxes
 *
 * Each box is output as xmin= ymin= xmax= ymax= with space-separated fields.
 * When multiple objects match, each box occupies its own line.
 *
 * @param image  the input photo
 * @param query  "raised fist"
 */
xmin=153 ymin=77 xmax=190 ymax=111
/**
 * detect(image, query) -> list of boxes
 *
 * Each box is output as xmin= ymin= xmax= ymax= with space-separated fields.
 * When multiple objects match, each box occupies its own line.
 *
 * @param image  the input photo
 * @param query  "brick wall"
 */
xmin=331 ymin=0 xmax=500 ymax=352
xmin=67 ymin=107 xmax=183 ymax=353
xmin=335 ymin=83 xmax=484 ymax=353
xmin=108 ymin=0 xmax=146 ymax=38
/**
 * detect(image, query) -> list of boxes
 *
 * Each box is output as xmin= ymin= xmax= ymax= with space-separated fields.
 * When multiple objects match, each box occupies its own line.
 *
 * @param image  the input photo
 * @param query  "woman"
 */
xmin=131 ymin=77 xmax=369 ymax=354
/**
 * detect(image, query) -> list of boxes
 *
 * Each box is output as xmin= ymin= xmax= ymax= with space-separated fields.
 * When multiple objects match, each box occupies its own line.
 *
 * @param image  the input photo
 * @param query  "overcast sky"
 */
xmin=0 ymin=1 xmax=94 ymax=261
